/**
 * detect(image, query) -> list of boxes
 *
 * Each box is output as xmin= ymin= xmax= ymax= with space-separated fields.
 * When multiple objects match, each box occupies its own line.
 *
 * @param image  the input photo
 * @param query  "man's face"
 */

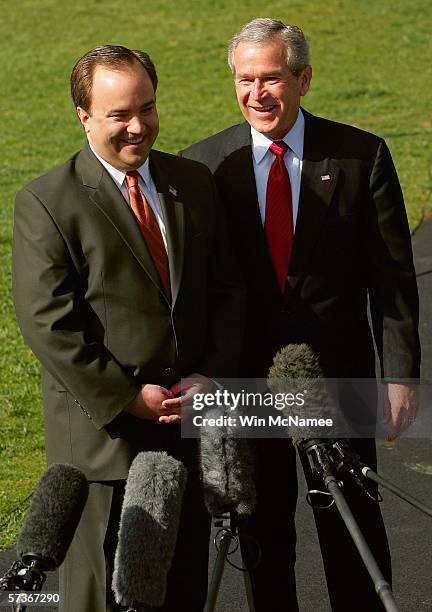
xmin=233 ymin=40 xmax=312 ymax=139
xmin=77 ymin=60 xmax=159 ymax=171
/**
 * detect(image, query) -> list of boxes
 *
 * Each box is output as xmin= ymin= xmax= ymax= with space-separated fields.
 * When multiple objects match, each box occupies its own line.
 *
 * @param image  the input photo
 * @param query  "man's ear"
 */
xmin=76 ymin=107 xmax=91 ymax=132
xmin=299 ymin=65 xmax=312 ymax=97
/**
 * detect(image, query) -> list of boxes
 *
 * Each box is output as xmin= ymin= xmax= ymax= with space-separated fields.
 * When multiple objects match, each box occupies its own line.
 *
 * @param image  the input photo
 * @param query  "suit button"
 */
xmin=164 ymin=367 xmax=173 ymax=376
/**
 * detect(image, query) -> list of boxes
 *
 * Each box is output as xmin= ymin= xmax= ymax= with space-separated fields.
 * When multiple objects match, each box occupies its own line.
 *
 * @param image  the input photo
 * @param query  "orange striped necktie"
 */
xmin=125 ymin=170 xmax=171 ymax=300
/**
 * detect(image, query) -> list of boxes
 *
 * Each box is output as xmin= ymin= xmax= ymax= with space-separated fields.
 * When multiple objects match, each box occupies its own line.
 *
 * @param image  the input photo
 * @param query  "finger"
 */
xmin=160 ymin=387 xmax=175 ymax=398
xmin=158 ymin=414 xmax=181 ymax=424
xmin=388 ymin=411 xmax=412 ymax=440
xmin=161 ymin=397 xmax=183 ymax=410
xmin=167 ymin=389 xmax=196 ymax=408
xmin=385 ymin=414 xmax=400 ymax=442
xmin=382 ymin=393 xmax=391 ymax=424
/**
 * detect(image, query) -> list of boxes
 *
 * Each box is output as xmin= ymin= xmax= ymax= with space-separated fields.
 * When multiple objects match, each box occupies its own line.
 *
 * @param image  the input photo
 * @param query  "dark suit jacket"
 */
xmin=180 ymin=109 xmax=420 ymax=380
xmin=12 ymin=144 xmax=244 ymax=480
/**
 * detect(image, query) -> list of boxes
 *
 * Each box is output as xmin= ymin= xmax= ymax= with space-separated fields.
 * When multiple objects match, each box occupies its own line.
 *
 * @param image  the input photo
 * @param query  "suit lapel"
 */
xmin=77 ymin=144 xmax=167 ymax=299
xmin=149 ymin=152 xmax=185 ymax=307
xmin=288 ymin=111 xmax=340 ymax=289
xmin=217 ymin=124 xmax=278 ymax=287
xmin=218 ymin=130 xmax=263 ymax=231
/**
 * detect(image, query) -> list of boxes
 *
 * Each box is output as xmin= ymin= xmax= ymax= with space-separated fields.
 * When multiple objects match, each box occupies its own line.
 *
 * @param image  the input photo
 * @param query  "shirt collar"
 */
xmin=251 ymin=108 xmax=305 ymax=164
xmin=88 ymin=141 xmax=151 ymax=189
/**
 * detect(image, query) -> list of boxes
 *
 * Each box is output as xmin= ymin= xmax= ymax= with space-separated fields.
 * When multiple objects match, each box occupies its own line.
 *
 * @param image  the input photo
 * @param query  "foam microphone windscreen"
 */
xmin=112 ymin=451 xmax=187 ymax=609
xmin=269 ymin=343 xmax=323 ymax=382
xmin=16 ymin=463 xmax=89 ymax=570
xmin=199 ymin=410 xmax=256 ymax=517
xmin=268 ymin=343 xmax=338 ymax=445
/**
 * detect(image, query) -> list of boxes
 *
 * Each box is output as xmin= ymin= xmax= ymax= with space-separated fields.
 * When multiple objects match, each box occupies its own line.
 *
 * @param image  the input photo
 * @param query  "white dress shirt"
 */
xmin=251 ymin=109 xmax=305 ymax=230
xmin=89 ymin=143 xmax=168 ymax=249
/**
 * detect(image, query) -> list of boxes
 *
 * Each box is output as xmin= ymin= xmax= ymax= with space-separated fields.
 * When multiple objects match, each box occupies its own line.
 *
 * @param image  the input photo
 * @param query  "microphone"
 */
xmin=199 ymin=408 xmax=256 ymax=517
xmin=269 ymin=345 xmax=401 ymax=610
xmin=16 ymin=463 xmax=89 ymax=570
xmin=268 ymin=342 xmax=339 ymax=448
xmin=1 ymin=464 xmax=88 ymax=601
xmin=112 ymin=451 xmax=187 ymax=610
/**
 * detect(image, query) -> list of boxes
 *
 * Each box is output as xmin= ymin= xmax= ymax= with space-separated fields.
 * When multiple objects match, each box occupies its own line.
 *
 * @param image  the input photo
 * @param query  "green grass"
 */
xmin=0 ymin=0 xmax=431 ymax=549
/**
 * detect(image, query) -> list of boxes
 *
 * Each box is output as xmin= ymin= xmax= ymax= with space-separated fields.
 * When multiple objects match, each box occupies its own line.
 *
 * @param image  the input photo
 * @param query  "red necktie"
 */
xmin=264 ymin=141 xmax=293 ymax=293
xmin=126 ymin=171 xmax=171 ymax=300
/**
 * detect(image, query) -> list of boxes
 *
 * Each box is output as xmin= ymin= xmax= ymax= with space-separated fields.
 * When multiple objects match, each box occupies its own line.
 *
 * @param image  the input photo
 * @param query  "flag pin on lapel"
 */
xmin=169 ymin=185 xmax=178 ymax=197
xmin=321 ymin=174 xmax=331 ymax=181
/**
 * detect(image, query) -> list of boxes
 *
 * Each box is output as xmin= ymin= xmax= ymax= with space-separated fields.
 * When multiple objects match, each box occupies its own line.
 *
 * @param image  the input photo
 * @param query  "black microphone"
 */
xmin=112 ymin=451 xmax=187 ymax=610
xmin=199 ymin=408 xmax=256 ymax=517
xmin=0 ymin=463 xmax=88 ymax=606
xmin=268 ymin=342 xmax=339 ymax=448
xmin=16 ymin=463 xmax=88 ymax=570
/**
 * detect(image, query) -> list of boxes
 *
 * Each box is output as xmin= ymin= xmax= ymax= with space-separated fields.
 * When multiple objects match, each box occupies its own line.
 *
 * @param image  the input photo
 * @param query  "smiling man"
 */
xmin=181 ymin=18 xmax=420 ymax=612
xmin=12 ymin=45 xmax=244 ymax=611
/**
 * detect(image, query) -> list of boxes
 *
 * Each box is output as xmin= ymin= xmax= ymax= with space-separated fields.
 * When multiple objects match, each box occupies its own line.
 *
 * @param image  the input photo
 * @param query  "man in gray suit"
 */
xmin=181 ymin=18 xmax=420 ymax=612
xmin=13 ymin=45 xmax=244 ymax=611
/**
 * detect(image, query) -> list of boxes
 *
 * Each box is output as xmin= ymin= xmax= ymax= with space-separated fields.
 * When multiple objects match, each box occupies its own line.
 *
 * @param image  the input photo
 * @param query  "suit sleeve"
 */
xmin=12 ymin=187 xmax=140 ymax=429
xmin=365 ymin=139 xmax=421 ymax=380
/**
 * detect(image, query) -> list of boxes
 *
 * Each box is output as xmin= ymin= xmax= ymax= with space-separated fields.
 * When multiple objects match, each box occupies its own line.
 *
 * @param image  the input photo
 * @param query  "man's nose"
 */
xmin=127 ymin=115 xmax=144 ymax=134
xmin=251 ymin=79 xmax=266 ymax=99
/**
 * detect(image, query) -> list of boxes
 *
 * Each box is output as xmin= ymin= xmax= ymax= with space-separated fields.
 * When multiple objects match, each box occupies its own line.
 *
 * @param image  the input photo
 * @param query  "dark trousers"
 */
xmin=59 ymin=439 xmax=211 ymax=612
xmin=239 ymin=438 xmax=391 ymax=612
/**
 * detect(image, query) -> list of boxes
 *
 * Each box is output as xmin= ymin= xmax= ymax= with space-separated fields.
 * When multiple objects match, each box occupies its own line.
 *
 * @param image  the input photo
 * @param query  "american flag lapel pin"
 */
xmin=321 ymin=174 xmax=331 ymax=181
xmin=169 ymin=185 xmax=178 ymax=197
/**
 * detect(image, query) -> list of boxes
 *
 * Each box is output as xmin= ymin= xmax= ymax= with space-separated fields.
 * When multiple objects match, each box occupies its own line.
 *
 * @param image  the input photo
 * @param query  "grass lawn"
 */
xmin=0 ymin=0 xmax=431 ymax=549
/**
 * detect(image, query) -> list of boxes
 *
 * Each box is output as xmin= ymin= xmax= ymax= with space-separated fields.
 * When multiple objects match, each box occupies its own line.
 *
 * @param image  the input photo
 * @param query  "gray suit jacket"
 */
xmin=13 ymin=144 xmax=245 ymax=479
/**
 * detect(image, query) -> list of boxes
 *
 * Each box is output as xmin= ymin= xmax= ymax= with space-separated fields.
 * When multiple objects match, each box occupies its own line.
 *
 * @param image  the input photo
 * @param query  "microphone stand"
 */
xmin=329 ymin=440 xmax=432 ymax=518
xmin=360 ymin=465 xmax=432 ymax=517
xmin=204 ymin=512 xmax=256 ymax=612
xmin=302 ymin=440 xmax=399 ymax=612
xmin=0 ymin=557 xmax=47 ymax=612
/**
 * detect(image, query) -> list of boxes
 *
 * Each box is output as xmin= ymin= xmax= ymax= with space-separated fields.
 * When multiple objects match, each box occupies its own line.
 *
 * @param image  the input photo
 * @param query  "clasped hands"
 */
xmin=125 ymin=373 xmax=215 ymax=424
xmin=126 ymin=378 xmax=420 ymax=437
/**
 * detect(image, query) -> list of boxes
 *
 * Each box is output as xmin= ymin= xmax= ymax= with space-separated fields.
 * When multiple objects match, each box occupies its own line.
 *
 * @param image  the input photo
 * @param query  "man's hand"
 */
xmin=383 ymin=382 xmax=419 ymax=441
xmin=157 ymin=373 xmax=217 ymax=424
xmin=125 ymin=384 xmax=178 ymax=421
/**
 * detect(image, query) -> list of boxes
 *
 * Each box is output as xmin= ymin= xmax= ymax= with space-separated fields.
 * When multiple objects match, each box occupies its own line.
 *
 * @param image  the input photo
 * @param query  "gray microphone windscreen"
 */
xmin=112 ymin=451 xmax=187 ymax=609
xmin=268 ymin=343 xmax=338 ymax=445
xmin=200 ymin=410 xmax=256 ymax=516
xmin=16 ymin=463 xmax=89 ymax=570
xmin=269 ymin=343 xmax=323 ymax=382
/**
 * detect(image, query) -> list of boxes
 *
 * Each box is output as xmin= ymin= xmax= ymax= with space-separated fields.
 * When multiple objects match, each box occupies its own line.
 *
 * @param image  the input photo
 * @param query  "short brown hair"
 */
xmin=71 ymin=45 xmax=158 ymax=112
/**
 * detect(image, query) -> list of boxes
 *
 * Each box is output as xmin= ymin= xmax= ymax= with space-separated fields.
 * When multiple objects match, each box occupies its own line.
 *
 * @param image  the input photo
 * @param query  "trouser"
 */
xmin=59 ymin=439 xmax=211 ymax=612
xmin=239 ymin=437 xmax=391 ymax=612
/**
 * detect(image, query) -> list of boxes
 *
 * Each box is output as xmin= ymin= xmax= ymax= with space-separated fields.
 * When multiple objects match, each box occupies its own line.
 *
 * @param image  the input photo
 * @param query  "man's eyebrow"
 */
xmin=107 ymin=99 xmax=156 ymax=115
xmin=236 ymin=70 xmax=283 ymax=78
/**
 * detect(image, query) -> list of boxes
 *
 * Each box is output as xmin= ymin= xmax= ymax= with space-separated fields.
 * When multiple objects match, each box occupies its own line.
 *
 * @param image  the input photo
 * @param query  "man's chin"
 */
xmin=250 ymin=119 xmax=289 ymax=140
xmin=120 ymin=151 xmax=149 ymax=170
xmin=252 ymin=124 xmax=277 ymax=138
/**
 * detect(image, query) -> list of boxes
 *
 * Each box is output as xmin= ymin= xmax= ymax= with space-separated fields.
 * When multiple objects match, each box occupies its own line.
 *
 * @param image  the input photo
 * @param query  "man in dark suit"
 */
xmin=181 ymin=18 xmax=420 ymax=611
xmin=12 ymin=45 xmax=244 ymax=612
